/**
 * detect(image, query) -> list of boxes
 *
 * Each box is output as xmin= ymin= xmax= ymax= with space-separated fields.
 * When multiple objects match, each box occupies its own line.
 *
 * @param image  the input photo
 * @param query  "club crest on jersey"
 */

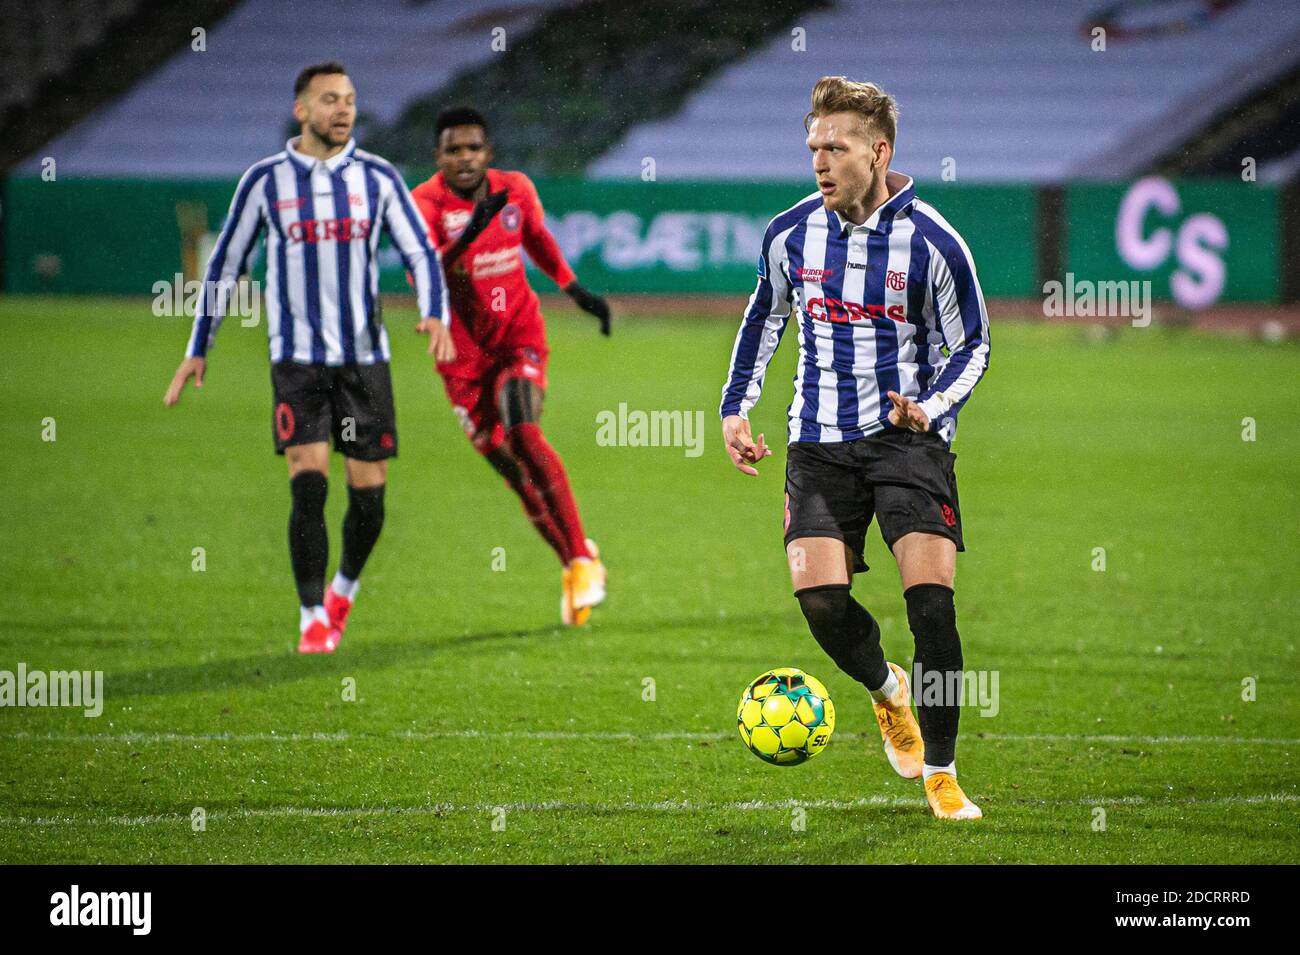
xmin=500 ymin=203 xmax=521 ymax=232
xmin=886 ymin=269 xmax=907 ymax=291
xmin=796 ymin=267 xmax=833 ymax=282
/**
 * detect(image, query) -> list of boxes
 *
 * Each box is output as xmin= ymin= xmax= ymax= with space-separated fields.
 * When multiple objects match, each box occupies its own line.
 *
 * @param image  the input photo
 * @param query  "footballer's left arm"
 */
xmin=519 ymin=176 xmax=611 ymax=334
xmin=378 ymin=169 xmax=455 ymax=360
xmin=911 ymin=235 xmax=990 ymax=428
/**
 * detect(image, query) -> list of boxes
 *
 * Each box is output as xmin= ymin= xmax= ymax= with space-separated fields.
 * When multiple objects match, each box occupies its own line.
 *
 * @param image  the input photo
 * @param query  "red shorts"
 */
xmin=440 ymin=346 xmax=548 ymax=454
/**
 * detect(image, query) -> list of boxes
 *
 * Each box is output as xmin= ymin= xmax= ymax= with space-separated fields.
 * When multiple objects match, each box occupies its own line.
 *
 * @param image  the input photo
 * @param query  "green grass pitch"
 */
xmin=0 ymin=294 xmax=1296 ymax=863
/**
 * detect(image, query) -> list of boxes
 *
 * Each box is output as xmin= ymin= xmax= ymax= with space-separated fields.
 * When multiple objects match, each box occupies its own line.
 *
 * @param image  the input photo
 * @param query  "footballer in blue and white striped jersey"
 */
xmin=183 ymin=137 xmax=449 ymax=365
xmin=720 ymin=76 xmax=988 ymax=821
xmin=165 ymin=62 xmax=457 ymax=656
xmin=721 ymin=175 xmax=989 ymax=447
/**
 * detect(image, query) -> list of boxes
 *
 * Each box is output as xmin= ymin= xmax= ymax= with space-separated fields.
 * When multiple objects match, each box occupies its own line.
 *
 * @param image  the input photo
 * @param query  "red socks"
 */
xmin=504 ymin=423 xmax=591 ymax=563
xmin=517 ymin=478 xmax=571 ymax=563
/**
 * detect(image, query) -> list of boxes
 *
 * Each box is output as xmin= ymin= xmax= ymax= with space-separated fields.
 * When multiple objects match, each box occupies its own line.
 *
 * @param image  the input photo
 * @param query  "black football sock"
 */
xmin=339 ymin=483 xmax=385 ymax=582
xmin=905 ymin=583 xmax=963 ymax=768
xmin=288 ymin=471 xmax=329 ymax=607
xmin=795 ymin=584 xmax=890 ymax=691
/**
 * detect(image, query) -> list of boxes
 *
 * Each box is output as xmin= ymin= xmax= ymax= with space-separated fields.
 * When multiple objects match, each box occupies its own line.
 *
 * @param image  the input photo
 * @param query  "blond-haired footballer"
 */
xmin=721 ymin=77 xmax=990 ymax=819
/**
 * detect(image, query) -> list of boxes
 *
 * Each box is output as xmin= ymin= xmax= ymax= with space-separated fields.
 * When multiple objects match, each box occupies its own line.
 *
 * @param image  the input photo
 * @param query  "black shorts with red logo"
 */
xmin=270 ymin=361 xmax=397 ymax=460
xmin=783 ymin=429 xmax=964 ymax=574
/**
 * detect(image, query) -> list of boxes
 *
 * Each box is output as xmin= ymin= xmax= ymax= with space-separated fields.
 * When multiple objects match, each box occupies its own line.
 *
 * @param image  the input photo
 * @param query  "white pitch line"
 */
xmin=0 ymin=729 xmax=725 ymax=744
xmin=972 ymin=733 xmax=1300 ymax=746
xmin=2 ymin=730 xmax=1297 ymax=745
xmin=1 ymin=793 xmax=1297 ymax=828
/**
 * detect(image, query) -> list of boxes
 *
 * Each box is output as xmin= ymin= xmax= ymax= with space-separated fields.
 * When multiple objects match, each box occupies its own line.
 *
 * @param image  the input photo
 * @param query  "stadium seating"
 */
xmin=21 ymin=0 xmax=571 ymax=176
xmin=362 ymin=0 xmax=822 ymax=174
xmin=21 ymin=0 xmax=1300 ymax=183
xmin=0 ymin=0 xmax=139 ymax=114
xmin=588 ymin=0 xmax=1300 ymax=182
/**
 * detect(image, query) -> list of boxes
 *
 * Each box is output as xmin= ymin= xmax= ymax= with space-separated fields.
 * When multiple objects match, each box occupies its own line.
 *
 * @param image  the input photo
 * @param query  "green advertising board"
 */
xmin=3 ymin=177 xmax=240 ymax=296
xmin=1064 ymin=177 xmax=1279 ymax=305
xmin=501 ymin=179 xmax=1037 ymax=297
xmin=3 ymin=175 xmax=1038 ymax=299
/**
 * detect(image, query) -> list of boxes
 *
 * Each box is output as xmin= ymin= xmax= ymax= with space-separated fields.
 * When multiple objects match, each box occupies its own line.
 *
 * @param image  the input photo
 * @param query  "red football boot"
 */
xmin=324 ymin=585 xmax=354 ymax=635
xmin=297 ymin=617 xmax=341 ymax=654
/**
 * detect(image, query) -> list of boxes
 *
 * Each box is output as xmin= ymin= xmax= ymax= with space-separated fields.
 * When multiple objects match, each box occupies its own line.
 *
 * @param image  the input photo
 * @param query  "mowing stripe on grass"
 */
xmin=2 ymin=793 xmax=1297 ymax=828
xmin=3 ymin=730 xmax=1297 ymax=745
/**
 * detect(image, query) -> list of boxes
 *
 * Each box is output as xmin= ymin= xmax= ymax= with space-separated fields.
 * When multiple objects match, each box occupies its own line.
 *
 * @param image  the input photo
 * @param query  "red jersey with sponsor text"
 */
xmin=411 ymin=168 xmax=575 ymax=379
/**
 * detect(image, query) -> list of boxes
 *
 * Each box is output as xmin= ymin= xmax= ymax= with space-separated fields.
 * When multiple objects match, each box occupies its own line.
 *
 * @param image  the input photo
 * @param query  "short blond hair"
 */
xmin=805 ymin=76 xmax=898 ymax=147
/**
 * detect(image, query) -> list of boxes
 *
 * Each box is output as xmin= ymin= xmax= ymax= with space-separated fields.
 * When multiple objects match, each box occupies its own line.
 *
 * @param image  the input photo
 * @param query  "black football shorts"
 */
xmin=783 ymin=429 xmax=964 ymax=574
xmin=270 ymin=361 xmax=397 ymax=460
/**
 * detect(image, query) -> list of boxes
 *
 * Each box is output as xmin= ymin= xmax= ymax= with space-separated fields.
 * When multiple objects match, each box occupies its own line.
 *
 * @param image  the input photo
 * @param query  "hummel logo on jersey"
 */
xmin=806 ymin=296 xmax=907 ymax=324
xmin=286 ymin=217 xmax=372 ymax=243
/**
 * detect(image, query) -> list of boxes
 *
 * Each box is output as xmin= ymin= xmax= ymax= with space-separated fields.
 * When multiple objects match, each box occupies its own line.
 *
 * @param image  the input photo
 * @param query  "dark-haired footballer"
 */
xmin=720 ymin=77 xmax=990 ymax=820
xmin=411 ymin=107 xmax=611 ymax=626
xmin=166 ymin=62 xmax=454 ymax=653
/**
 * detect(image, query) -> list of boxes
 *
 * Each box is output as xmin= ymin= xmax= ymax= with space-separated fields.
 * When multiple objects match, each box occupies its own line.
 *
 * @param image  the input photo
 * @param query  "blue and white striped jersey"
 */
xmin=185 ymin=138 xmax=449 ymax=365
xmin=721 ymin=173 xmax=989 ymax=445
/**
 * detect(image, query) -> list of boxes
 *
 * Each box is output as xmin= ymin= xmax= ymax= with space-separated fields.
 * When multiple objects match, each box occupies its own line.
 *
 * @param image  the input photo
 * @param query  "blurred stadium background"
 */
xmin=3 ymin=0 xmax=1300 ymax=325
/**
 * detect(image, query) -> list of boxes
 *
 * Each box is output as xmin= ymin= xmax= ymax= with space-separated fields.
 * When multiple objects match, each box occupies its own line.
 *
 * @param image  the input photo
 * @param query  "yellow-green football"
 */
xmin=737 ymin=667 xmax=835 ymax=765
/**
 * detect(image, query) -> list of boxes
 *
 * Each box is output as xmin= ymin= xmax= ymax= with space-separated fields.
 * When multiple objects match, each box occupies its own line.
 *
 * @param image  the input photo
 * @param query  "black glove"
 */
xmin=565 ymin=281 xmax=611 ymax=336
xmin=462 ymin=189 xmax=509 ymax=245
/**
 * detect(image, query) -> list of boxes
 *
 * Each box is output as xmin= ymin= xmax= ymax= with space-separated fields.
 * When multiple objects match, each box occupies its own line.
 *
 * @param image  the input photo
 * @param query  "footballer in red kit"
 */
xmin=412 ymin=107 xmax=611 ymax=625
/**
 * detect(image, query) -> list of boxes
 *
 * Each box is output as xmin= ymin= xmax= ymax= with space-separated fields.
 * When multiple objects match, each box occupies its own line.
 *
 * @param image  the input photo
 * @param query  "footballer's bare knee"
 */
xmin=788 ymin=536 xmax=854 ymax=591
xmin=344 ymin=457 xmax=387 ymax=489
xmin=285 ymin=441 xmax=329 ymax=479
xmin=891 ymin=531 xmax=956 ymax=590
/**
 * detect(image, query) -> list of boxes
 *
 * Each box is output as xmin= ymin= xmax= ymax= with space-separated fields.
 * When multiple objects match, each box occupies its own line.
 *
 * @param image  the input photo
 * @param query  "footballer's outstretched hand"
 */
xmin=723 ymin=414 xmax=772 ymax=477
xmin=564 ymin=281 xmax=611 ymax=336
xmin=164 ymin=356 xmax=206 ymax=406
xmin=418 ymin=319 xmax=457 ymax=364
xmin=886 ymin=390 xmax=930 ymax=433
